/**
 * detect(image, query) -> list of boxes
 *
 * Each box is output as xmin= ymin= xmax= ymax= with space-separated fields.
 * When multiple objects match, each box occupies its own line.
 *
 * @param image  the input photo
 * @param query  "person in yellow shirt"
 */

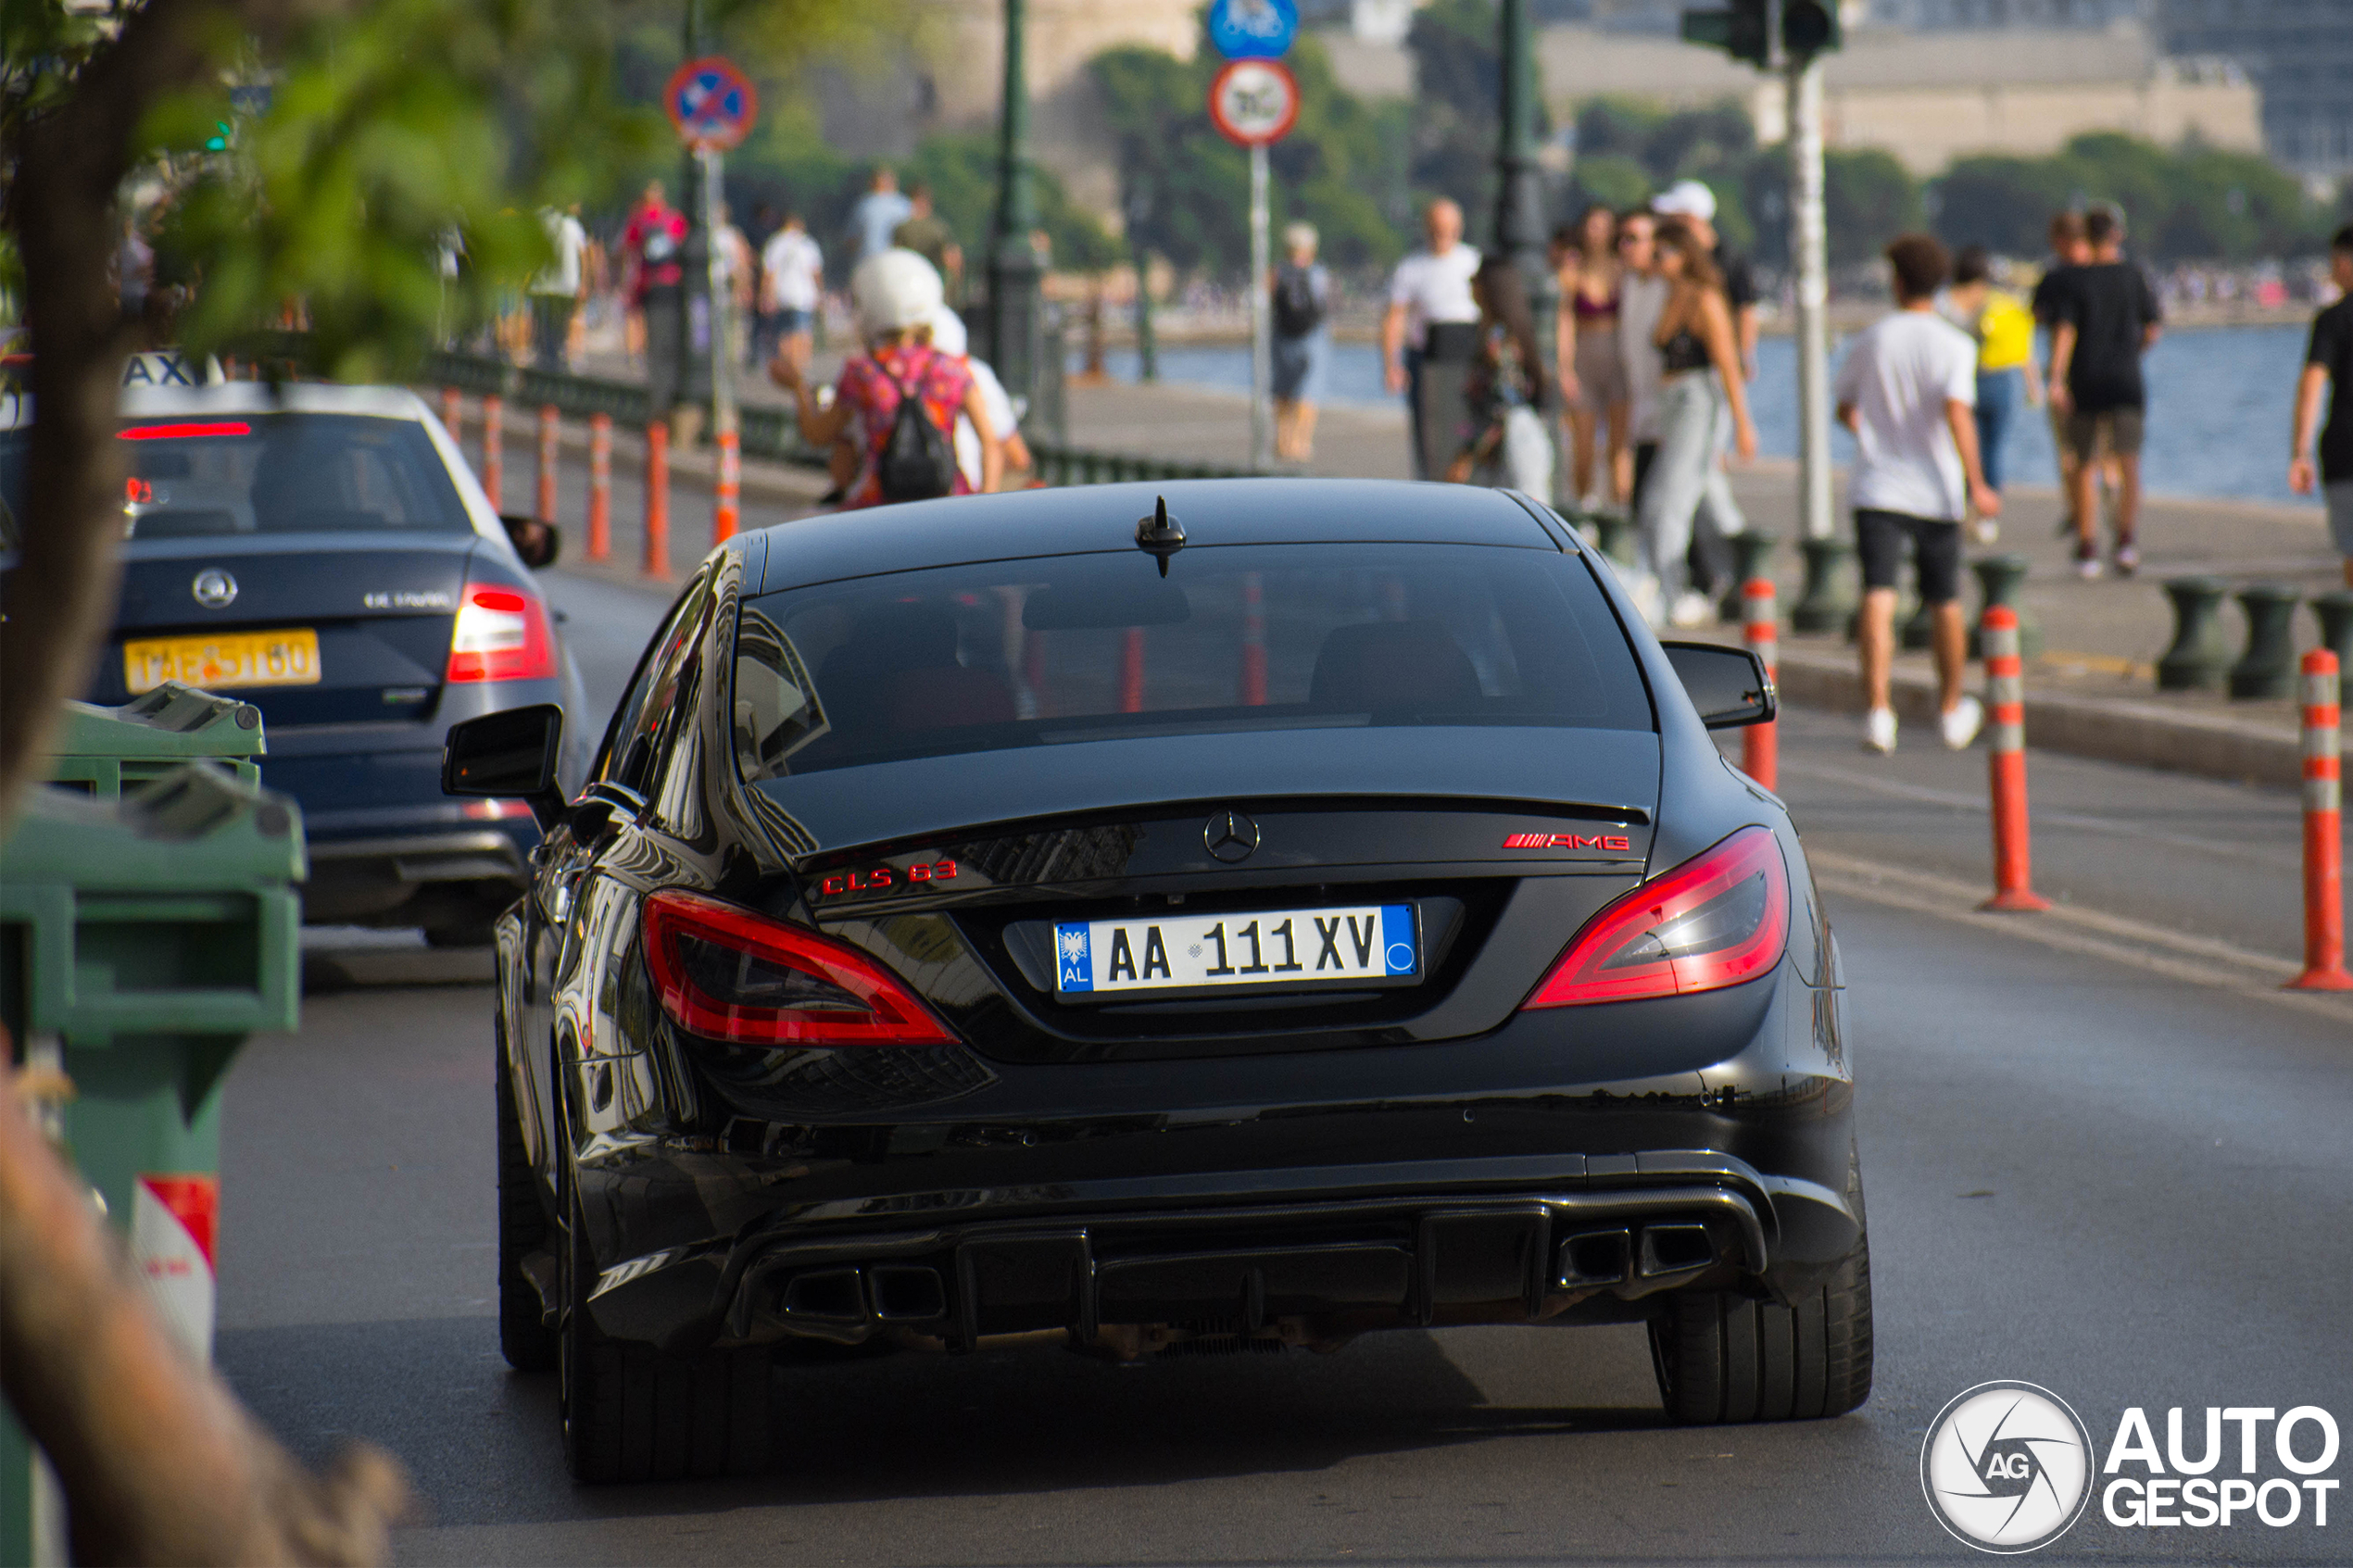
xmin=1946 ymin=245 xmax=2040 ymax=537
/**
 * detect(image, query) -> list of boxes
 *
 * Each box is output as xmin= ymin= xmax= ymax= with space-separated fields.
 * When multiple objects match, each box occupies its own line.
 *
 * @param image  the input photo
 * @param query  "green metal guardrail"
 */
xmin=1 ymin=683 xmax=303 ymax=1567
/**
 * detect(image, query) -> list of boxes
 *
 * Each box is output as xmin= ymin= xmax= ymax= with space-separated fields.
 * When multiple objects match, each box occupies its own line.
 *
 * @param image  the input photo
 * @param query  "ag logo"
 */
xmin=1922 ymin=1381 xmax=2095 ymax=1553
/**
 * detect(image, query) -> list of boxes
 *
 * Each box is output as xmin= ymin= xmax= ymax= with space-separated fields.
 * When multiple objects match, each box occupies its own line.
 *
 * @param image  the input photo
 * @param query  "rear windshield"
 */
xmin=734 ymin=542 xmax=1650 ymax=778
xmin=114 ymin=413 xmax=471 ymax=539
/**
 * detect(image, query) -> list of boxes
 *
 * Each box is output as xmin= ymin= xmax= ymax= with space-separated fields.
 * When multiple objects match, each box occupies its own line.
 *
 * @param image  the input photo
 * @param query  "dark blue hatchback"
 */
xmin=0 ymin=378 xmax=584 ymax=942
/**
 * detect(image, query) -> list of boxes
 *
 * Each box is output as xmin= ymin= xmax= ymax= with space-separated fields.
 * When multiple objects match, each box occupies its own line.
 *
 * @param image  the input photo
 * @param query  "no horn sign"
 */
xmin=665 ymin=56 xmax=758 ymax=150
xmin=1207 ymin=57 xmax=1299 ymax=148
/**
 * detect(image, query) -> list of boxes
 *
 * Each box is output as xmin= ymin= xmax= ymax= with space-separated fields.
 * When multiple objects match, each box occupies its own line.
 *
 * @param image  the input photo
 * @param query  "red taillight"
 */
xmin=641 ymin=890 xmax=957 ymax=1047
xmin=118 ymin=421 xmax=251 ymax=440
xmin=446 ymin=583 xmax=556 ymax=683
xmin=1522 ymin=826 xmax=1790 ymax=1009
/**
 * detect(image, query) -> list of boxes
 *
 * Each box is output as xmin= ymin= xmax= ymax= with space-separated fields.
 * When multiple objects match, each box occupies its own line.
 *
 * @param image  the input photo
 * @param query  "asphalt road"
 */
xmin=228 ymin=570 xmax=2353 ymax=1564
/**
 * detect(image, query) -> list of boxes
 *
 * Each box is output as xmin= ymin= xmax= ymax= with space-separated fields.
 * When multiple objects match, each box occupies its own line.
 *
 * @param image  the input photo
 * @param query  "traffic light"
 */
xmin=1782 ymin=0 xmax=1842 ymax=58
xmin=1680 ymin=1 xmax=1769 ymax=68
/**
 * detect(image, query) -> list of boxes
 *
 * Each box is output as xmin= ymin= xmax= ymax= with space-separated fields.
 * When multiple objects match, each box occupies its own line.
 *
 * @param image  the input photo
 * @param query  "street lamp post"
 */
xmin=988 ymin=0 xmax=1043 ymax=421
xmin=1787 ymin=49 xmax=1831 ymax=541
xmin=675 ymin=0 xmax=714 ymax=429
xmin=1494 ymin=0 xmax=1555 ymax=492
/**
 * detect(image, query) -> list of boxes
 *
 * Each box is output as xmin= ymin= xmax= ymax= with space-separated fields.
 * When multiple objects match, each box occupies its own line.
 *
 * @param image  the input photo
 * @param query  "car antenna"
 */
xmin=1135 ymin=495 xmax=1185 ymax=577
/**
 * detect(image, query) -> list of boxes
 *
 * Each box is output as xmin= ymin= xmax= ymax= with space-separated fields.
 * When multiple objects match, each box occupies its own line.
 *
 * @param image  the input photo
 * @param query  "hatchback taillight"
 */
xmin=1522 ymin=826 xmax=1790 ymax=1009
xmin=447 ymin=585 xmax=556 ymax=683
xmin=641 ymin=890 xmax=957 ymax=1047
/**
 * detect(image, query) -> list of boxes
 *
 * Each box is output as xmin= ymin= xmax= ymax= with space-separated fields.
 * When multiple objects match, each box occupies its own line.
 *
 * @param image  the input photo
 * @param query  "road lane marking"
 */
xmin=1808 ymin=850 xmax=2353 ymax=1019
xmin=1782 ymin=758 xmax=2307 ymax=872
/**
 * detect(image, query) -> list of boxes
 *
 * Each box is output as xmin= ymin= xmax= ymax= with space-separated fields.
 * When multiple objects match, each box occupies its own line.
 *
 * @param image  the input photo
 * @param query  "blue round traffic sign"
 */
xmin=1207 ymin=0 xmax=1298 ymax=60
xmin=664 ymin=57 xmax=758 ymax=150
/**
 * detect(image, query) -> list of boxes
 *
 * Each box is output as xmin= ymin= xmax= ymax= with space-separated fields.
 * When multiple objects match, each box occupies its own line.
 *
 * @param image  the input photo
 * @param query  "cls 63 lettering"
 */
xmin=815 ymin=859 xmax=958 ymax=900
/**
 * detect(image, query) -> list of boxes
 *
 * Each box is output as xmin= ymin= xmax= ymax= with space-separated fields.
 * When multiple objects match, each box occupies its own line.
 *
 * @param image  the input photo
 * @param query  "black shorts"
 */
xmin=1855 ymin=508 xmax=1963 ymax=605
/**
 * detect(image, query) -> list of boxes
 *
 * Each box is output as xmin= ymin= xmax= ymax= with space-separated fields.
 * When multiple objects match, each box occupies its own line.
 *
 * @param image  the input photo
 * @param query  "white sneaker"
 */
xmin=1669 ymin=591 xmax=1717 ymax=629
xmin=1864 ymin=707 xmax=1897 ymax=754
xmin=1627 ymin=573 xmax=1666 ymax=628
xmin=1941 ymin=695 xmax=1983 ymax=750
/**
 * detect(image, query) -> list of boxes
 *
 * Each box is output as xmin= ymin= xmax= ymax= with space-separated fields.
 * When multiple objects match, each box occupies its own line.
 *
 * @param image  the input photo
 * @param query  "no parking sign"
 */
xmin=664 ymin=56 xmax=758 ymax=151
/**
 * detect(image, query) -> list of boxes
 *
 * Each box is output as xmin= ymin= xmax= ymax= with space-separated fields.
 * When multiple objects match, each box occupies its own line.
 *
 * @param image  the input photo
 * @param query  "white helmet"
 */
xmin=850 ymin=248 xmax=945 ymax=339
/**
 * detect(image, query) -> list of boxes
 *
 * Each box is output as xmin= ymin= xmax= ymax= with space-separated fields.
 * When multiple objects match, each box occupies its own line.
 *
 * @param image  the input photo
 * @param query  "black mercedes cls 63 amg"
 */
xmin=446 ymin=479 xmax=1869 ymax=1484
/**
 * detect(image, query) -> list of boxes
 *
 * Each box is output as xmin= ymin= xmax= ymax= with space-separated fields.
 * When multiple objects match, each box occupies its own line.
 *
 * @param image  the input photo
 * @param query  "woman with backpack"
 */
xmin=1268 ymin=223 xmax=1329 ymax=463
xmin=769 ymin=248 xmax=1000 ymax=508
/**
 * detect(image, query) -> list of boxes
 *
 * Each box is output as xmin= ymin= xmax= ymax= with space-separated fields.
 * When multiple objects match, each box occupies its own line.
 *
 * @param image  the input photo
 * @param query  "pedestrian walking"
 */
xmin=2030 ymin=212 xmax=2093 ymax=538
xmin=1617 ymin=208 xmax=1667 ymax=518
xmin=848 ymin=166 xmax=914 ymax=265
xmin=769 ymin=249 xmax=1000 ymax=508
xmin=623 ymin=181 xmax=688 ymax=419
xmin=530 ymin=204 xmax=588 ymax=372
xmin=1270 ymin=222 xmax=1331 ymax=463
xmin=930 ymin=304 xmax=1030 ymax=491
xmin=1380 ymin=199 xmax=1483 ymax=481
xmin=759 ymin=211 xmax=824 ymax=378
xmin=1835 ymin=233 xmax=2002 ymax=755
xmin=1552 ymin=205 xmax=1630 ymax=509
xmin=892 ymin=182 xmax=963 ymax=305
xmin=714 ymin=202 xmax=755 ymax=370
xmin=1944 ymin=244 xmax=2039 ymax=539
xmin=1446 ymin=255 xmax=1553 ymax=495
xmin=1649 ymin=182 xmax=1749 ymax=595
xmin=1636 ymin=220 xmax=1756 ymax=629
xmin=2046 ymin=205 xmax=2162 ymax=577
xmin=2290 ymin=224 xmax=2353 ymax=589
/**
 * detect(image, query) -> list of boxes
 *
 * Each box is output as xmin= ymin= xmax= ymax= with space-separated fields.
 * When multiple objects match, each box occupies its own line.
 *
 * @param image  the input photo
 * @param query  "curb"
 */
xmin=1770 ymin=644 xmax=2304 ymax=790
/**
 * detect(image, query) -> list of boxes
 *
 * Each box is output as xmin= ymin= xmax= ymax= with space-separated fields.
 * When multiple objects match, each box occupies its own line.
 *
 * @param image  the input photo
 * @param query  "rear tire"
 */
xmin=1650 ymin=1230 xmax=1872 ymax=1424
xmin=558 ymin=1158 xmax=772 ymax=1482
xmin=496 ymin=1029 xmax=558 ymax=1373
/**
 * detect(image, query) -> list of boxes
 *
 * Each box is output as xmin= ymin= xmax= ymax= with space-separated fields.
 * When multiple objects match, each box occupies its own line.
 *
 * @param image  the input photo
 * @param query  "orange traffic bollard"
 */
xmin=536 ymin=404 xmax=560 ymax=524
xmin=1741 ymin=576 xmax=1778 ymax=792
xmin=1980 ymin=606 xmax=2049 ymax=912
xmin=440 ymin=386 xmax=463 ymax=440
xmin=1239 ymin=571 xmax=1267 ymax=706
xmin=1119 ymin=628 xmax=1146 ymax=714
xmin=2288 ymin=648 xmax=2351 ymax=990
xmin=643 ymin=419 xmax=670 ymax=580
xmin=480 ymin=394 xmax=504 ymax=510
xmin=586 ymin=413 xmax=611 ymax=562
xmin=713 ymin=425 xmax=741 ymax=543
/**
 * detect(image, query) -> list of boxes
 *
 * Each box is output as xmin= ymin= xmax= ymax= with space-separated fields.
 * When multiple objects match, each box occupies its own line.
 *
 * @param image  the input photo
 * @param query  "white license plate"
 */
xmin=1054 ymin=903 xmax=1418 ymax=997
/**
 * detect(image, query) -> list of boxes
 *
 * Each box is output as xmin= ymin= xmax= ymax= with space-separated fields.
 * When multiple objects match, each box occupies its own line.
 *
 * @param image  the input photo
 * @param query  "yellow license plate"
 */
xmin=123 ymin=629 xmax=322 ymax=695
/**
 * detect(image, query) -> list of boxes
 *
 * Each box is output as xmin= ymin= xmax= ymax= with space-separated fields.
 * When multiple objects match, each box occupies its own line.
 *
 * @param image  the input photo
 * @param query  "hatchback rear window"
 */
xmin=734 ymin=542 xmax=1649 ymax=779
xmin=115 ymin=413 xmax=471 ymax=539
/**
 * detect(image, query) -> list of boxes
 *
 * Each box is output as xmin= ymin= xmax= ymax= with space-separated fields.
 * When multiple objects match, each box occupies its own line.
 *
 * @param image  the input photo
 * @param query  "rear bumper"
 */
xmin=304 ymin=822 xmax=534 ymax=924
xmin=583 ymin=1155 xmax=1859 ymax=1356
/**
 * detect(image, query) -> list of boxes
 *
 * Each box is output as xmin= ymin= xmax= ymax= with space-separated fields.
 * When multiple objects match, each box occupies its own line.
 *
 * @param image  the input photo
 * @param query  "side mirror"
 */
xmin=1660 ymin=641 xmax=1777 ymax=729
xmin=500 ymin=514 xmax=561 ymax=569
xmin=444 ymin=703 xmax=566 ymax=825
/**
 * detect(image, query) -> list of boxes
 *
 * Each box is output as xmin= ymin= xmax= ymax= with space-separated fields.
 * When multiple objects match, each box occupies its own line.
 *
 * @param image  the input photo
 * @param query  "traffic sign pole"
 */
xmin=1249 ymin=143 xmax=1271 ymax=472
xmin=1207 ymin=56 xmax=1298 ymax=477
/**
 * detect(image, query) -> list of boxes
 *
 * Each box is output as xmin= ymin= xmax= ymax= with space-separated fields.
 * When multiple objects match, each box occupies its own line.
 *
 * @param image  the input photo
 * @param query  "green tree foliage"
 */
xmin=1090 ymin=32 xmax=1410 ymax=278
xmin=1568 ymin=95 xmax=1758 ymax=253
xmin=1931 ymin=132 xmax=2335 ymax=261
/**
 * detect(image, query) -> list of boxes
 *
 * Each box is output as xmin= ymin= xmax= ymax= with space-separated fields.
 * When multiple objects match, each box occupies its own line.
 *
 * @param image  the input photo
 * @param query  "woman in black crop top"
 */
xmin=1633 ymin=220 xmax=1756 ymax=627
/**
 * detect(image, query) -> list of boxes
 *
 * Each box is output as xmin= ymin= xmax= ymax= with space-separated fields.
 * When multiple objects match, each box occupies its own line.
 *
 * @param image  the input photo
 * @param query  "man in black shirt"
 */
xmin=2031 ymin=211 xmax=2091 ymax=539
xmin=2048 ymin=206 xmax=2162 ymax=577
xmin=2291 ymin=224 xmax=2353 ymax=588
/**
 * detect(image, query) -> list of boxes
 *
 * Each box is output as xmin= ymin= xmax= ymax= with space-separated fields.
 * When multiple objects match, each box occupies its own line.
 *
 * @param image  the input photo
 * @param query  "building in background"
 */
xmin=1527 ymin=19 xmax=2257 ymax=175
xmin=2158 ymin=0 xmax=2353 ymax=180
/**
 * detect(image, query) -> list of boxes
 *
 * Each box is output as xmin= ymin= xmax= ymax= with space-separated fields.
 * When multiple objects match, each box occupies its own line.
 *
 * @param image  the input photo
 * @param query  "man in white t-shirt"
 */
xmin=531 ymin=204 xmax=588 ymax=370
xmin=1380 ymin=199 xmax=1482 ymax=479
xmin=1835 ymin=232 xmax=2004 ymax=755
xmin=760 ymin=212 xmax=824 ymax=368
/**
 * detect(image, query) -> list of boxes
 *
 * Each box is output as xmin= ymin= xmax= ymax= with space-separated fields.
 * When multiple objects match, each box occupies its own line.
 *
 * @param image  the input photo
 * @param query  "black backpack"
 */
xmin=1272 ymin=265 xmax=1324 ymax=338
xmin=875 ymin=353 xmax=959 ymax=503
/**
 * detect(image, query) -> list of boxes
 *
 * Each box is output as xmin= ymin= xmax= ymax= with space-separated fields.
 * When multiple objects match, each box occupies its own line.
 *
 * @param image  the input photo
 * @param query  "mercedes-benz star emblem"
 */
xmin=1203 ymin=809 xmax=1260 ymax=863
xmin=191 ymin=569 xmax=238 ymax=608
